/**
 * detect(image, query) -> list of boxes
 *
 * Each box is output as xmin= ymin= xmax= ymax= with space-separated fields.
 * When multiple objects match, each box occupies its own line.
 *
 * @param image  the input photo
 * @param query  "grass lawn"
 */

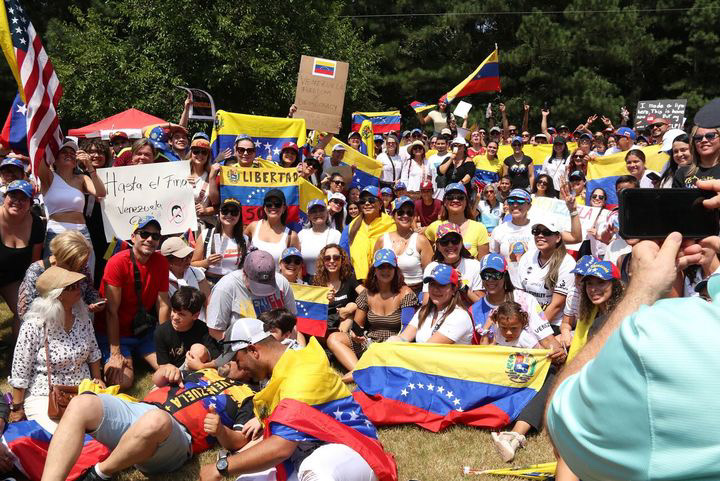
xmin=0 ymin=302 xmax=554 ymax=481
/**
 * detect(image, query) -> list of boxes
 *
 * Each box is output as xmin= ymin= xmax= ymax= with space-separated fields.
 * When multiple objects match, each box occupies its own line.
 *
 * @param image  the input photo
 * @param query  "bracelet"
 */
xmin=570 ymin=211 xmax=579 ymax=217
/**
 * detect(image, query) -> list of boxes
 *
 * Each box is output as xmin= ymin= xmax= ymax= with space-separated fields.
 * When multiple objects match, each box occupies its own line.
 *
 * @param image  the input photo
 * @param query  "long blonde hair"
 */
xmin=544 ymin=239 xmax=568 ymax=291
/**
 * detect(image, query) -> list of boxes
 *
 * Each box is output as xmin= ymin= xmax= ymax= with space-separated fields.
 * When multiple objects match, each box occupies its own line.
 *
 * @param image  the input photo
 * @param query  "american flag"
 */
xmin=0 ymin=0 xmax=63 ymax=175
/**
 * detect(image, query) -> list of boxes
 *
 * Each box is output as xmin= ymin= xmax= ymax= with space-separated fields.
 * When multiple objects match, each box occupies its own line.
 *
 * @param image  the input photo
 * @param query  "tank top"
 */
xmin=250 ymin=219 xmax=290 ymax=270
xmin=382 ymin=232 xmax=423 ymax=285
xmin=44 ymin=173 xmax=84 ymax=216
xmin=203 ymin=227 xmax=245 ymax=276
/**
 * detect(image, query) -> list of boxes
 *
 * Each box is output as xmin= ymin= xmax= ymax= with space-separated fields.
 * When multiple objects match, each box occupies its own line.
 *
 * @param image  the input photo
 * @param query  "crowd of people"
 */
xmin=0 ymin=93 xmax=718 ymax=481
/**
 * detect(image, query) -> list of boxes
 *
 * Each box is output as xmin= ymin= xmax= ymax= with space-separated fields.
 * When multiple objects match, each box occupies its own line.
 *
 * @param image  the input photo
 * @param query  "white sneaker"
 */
xmin=491 ymin=431 xmax=527 ymax=462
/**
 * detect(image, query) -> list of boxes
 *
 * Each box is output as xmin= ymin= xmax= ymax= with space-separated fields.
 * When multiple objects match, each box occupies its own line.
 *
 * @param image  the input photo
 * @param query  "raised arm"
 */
xmin=521 ymin=103 xmax=529 ymax=133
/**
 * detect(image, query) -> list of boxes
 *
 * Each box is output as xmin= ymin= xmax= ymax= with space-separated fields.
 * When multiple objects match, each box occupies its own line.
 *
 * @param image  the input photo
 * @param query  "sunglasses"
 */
xmin=573 ymin=155 xmax=585 ymax=160
xmin=481 ymin=270 xmax=504 ymax=281
xmin=506 ymin=199 xmax=528 ymax=206
xmin=221 ymin=206 xmax=240 ymax=216
xmin=591 ymin=194 xmax=606 ymax=200
xmin=329 ymin=199 xmax=345 ymax=207
xmin=438 ymin=236 xmax=462 ymax=247
xmin=395 ymin=208 xmax=414 ymax=217
xmin=264 ymin=200 xmax=283 ymax=209
xmin=332 ymin=180 xmax=346 ymax=186
xmin=219 ymin=338 xmax=251 ymax=346
xmin=360 ymin=197 xmax=378 ymax=205
xmin=445 ymin=194 xmax=466 ymax=202
xmin=536 ymin=180 xmax=548 ymax=186
xmin=693 ymin=132 xmax=719 ymax=143
xmin=191 ymin=148 xmax=208 ymax=155
xmin=236 ymin=147 xmax=255 ymax=155
xmin=323 ymin=254 xmax=342 ymax=262
xmin=136 ymin=230 xmax=161 ymax=241
xmin=282 ymin=257 xmax=303 ymax=265
xmin=64 ymin=280 xmax=83 ymax=291
xmin=650 ymin=123 xmax=665 ymax=129
xmin=531 ymin=226 xmax=557 ymax=237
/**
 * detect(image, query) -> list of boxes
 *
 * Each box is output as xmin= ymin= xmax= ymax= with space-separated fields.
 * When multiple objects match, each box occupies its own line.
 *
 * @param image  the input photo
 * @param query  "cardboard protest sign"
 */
xmin=176 ymin=86 xmax=216 ymax=121
xmin=293 ymin=55 xmax=349 ymax=133
xmin=98 ymin=161 xmax=197 ymax=241
xmin=528 ymin=196 xmax=610 ymax=250
xmin=634 ymin=99 xmax=686 ymax=130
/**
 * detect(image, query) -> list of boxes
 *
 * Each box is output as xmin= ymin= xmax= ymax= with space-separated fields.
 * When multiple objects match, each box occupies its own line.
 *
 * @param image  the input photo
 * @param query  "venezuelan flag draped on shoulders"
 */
xmin=254 ymin=337 xmax=398 ymax=481
xmin=211 ymin=110 xmax=307 ymax=163
xmin=353 ymin=342 xmax=551 ymax=432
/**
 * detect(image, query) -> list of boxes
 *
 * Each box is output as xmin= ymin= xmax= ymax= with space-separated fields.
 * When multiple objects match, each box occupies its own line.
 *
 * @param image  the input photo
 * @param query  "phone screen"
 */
xmin=619 ymin=188 xmax=719 ymax=239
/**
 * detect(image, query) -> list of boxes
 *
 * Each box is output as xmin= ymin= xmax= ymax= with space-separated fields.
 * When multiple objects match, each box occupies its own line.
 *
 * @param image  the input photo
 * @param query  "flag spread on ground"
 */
xmin=0 ymin=91 xmax=28 ymax=153
xmin=210 ymin=110 xmax=307 ymax=164
xmin=0 ymin=0 xmax=63 ymax=175
xmin=352 ymin=111 xmax=401 ymax=134
xmin=441 ymin=48 xmax=501 ymax=104
xmin=465 ymin=462 xmax=557 ymax=480
xmin=291 ymin=283 xmax=330 ymax=337
xmin=352 ymin=342 xmax=551 ymax=432
xmin=317 ymin=134 xmax=382 ymax=189
xmin=410 ymin=101 xmax=436 ymax=114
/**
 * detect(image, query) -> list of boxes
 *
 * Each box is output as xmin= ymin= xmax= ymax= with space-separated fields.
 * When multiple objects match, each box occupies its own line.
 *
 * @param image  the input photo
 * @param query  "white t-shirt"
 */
xmin=563 ymin=283 xmax=580 ymax=317
xmin=494 ymin=324 xmax=543 ymax=348
xmin=541 ymin=156 xmax=570 ymax=190
xmin=298 ymin=227 xmax=341 ymax=276
xmin=518 ymin=251 xmax=576 ymax=325
xmin=377 ymin=152 xmax=405 ymax=183
xmin=489 ymin=220 xmax=535 ymax=288
xmin=203 ymin=228 xmax=247 ymax=276
xmin=410 ymin=305 xmax=473 ymax=344
xmin=472 ymin=290 xmax=554 ymax=341
xmin=422 ymin=259 xmax=483 ymax=293
xmin=168 ymin=266 xmax=205 ymax=296
xmin=639 ymin=170 xmax=659 ymax=188
xmin=400 ymin=157 xmax=431 ymax=192
xmin=604 ymin=237 xmax=631 ymax=265
xmin=427 ymin=152 xmax=451 ymax=199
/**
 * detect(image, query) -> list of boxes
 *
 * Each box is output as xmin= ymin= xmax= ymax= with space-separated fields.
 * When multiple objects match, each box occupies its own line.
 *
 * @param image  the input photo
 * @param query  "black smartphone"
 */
xmin=619 ymin=188 xmax=719 ymax=239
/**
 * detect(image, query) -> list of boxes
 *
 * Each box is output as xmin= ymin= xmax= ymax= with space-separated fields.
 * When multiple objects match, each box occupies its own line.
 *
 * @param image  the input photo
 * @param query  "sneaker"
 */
xmin=491 ymin=431 xmax=527 ymax=462
xmin=77 ymin=466 xmax=108 ymax=481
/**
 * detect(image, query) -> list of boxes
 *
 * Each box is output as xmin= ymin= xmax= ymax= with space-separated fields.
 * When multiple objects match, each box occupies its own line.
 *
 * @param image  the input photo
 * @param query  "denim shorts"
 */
xmin=91 ymin=394 xmax=192 ymax=474
xmin=96 ymin=328 xmax=156 ymax=362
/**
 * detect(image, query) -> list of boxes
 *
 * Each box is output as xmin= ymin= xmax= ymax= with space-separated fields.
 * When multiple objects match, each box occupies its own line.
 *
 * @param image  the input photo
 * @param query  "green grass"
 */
xmin=0 ymin=302 xmax=554 ymax=481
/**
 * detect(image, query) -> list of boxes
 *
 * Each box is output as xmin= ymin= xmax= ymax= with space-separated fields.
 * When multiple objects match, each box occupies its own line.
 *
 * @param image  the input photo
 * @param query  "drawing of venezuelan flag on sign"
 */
xmin=312 ymin=58 xmax=337 ymax=78
xmin=291 ymin=284 xmax=330 ymax=337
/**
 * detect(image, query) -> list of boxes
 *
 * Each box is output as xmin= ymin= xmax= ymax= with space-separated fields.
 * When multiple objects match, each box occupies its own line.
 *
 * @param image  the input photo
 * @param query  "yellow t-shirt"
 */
xmin=473 ymin=154 xmax=503 ymax=177
xmin=425 ymin=219 xmax=489 ymax=258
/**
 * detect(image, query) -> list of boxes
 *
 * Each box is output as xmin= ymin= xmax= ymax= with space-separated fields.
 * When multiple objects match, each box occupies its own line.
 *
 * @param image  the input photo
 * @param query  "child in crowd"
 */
xmin=258 ymin=308 xmax=302 ymax=349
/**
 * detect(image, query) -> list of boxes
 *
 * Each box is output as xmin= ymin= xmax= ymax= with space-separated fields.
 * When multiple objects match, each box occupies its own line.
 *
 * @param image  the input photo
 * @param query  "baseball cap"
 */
xmin=36 ymin=266 xmax=86 ymax=297
xmin=361 ymin=186 xmax=380 ymax=198
xmin=347 ymin=131 xmax=361 ymax=140
xmin=511 ymin=136 xmax=523 ymax=145
xmin=411 ymin=128 xmax=422 ymax=135
xmin=133 ymin=215 xmax=161 ymax=232
xmin=558 ymin=124 xmax=570 ymax=132
xmin=507 ymin=188 xmax=532 ymax=203
xmin=191 ymin=138 xmax=210 ymax=150
xmin=615 ymin=127 xmax=636 ymax=140
xmin=569 ymin=170 xmax=586 ymax=181
xmin=373 ymin=249 xmax=397 ymax=268
xmin=192 ymin=132 xmax=210 ymax=141
xmin=535 ymin=133 xmax=548 ymax=141
xmin=402 ymin=130 xmax=411 ymax=138
xmin=553 ymin=136 xmax=566 ymax=145
xmin=264 ymin=189 xmax=286 ymax=204
xmin=281 ymin=142 xmax=299 ymax=154
xmin=281 ymin=247 xmax=302 ymax=262
xmin=160 ymin=237 xmax=194 ymax=258
xmin=423 ymin=264 xmax=460 ymax=286
xmin=436 ymin=222 xmax=462 ymax=239
xmin=380 ymin=187 xmax=393 ymax=196
xmin=489 ymin=126 xmax=502 ymax=134
xmin=571 ymin=255 xmax=598 ymax=275
xmin=694 ymin=98 xmax=720 ymax=129
xmin=374 ymin=134 xmax=383 ymax=142
xmin=5 ymin=180 xmax=32 ymax=198
xmin=532 ymin=218 xmax=563 ymax=234
xmin=214 ymin=318 xmax=273 ymax=366
xmin=392 ymin=196 xmax=414 ymax=212
xmin=660 ymin=129 xmax=687 ymax=152
xmin=306 ymin=198 xmax=326 ymax=211
xmin=583 ymin=260 xmax=620 ymax=281
xmin=243 ymin=250 xmax=277 ymax=296
xmin=332 ymin=144 xmax=346 ymax=152
xmin=444 ymin=182 xmax=467 ymax=196
xmin=394 ymin=181 xmax=407 ymax=191
xmin=0 ymin=157 xmax=24 ymax=171
xmin=479 ymin=253 xmax=507 ymax=273
xmin=440 ymin=128 xmax=452 ymax=137
xmin=547 ymin=127 xmax=557 ymax=134
xmin=646 ymin=114 xmax=670 ymax=126
xmin=222 ymin=198 xmax=241 ymax=207
xmin=234 ymin=134 xmax=253 ymax=145
xmin=328 ymin=192 xmax=346 ymax=204
xmin=109 ymin=131 xmax=129 ymax=141
xmin=451 ymin=136 xmax=468 ymax=146
xmin=578 ymin=133 xmax=593 ymax=141
xmin=59 ymin=139 xmax=78 ymax=152
xmin=420 ymin=180 xmax=433 ymax=191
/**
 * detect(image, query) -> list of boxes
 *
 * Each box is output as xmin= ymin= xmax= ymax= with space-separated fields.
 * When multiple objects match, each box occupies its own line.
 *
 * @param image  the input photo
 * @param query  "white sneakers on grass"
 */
xmin=491 ymin=431 xmax=527 ymax=462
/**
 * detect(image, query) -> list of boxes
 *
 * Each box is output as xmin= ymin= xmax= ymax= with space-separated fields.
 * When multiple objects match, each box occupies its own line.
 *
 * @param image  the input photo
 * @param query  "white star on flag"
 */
xmin=11 ymin=17 xmax=17 ymax=23
xmin=19 ymin=37 xmax=25 ymax=44
xmin=401 ymin=389 xmax=408 ymax=396
xmin=254 ymin=140 xmax=261 ymax=149
xmin=453 ymin=399 xmax=461 ymax=406
xmin=16 ymin=103 xmax=26 ymax=115
xmin=8 ymin=8 xmax=14 ymax=14
xmin=264 ymin=142 xmax=272 ymax=151
xmin=437 ymin=386 xmax=444 ymax=394
xmin=348 ymin=410 xmax=359 ymax=421
xmin=273 ymin=147 xmax=281 ymax=156
xmin=446 ymin=391 xmax=454 ymax=399
xmin=333 ymin=408 xmax=344 ymax=420
xmin=426 ymin=384 xmax=434 ymax=391
xmin=15 ymin=26 xmax=21 ymax=34
xmin=417 ymin=383 xmax=424 ymax=389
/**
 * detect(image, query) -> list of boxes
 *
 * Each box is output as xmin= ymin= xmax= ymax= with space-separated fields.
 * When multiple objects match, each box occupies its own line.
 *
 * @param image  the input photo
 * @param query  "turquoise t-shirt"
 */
xmin=548 ymin=297 xmax=720 ymax=481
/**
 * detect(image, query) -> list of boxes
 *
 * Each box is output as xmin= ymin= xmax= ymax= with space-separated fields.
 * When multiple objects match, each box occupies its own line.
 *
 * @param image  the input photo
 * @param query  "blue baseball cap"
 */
xmin=380 ymin=187 xmax=393 ymax=196
xmin=615 ymin=127 xmax=636 ymax=141
xmin=444 ymin=182 xmax=467 ymax=196
xmin=5 ymin=179 xmax=32 ymax=198
xmin=423 ymin=264 xmax=460 ymax=286
xmin=578 ymin=133 xmax=593 ymax=141
xmin=569 ymin=170 xmax=585 ymax=181
xmin=373 ymin=249 xmax=397 ymax=268
xmin=361 ymin=186 xmax=380 ymax=198
xmin=306 ymin=198 xmax=326 ymax=211
xmin=392 ymin=196 xmax=414 ymax=212
xmin=147 ymin=126 xmax=167 ymax=143
xmin=133 ymin=215 xmax=161 ymax=232
xmin=411 ymin=128 xmax=422 ymax=135
xmin=393 ymin=182 xmax=407 ymax=191
xmin=511 ymin=136 xmax=523 ymax=145
xmin=234 ymin=134 xmax=254 ymax=145
xmin=571 ymin=255 xmax=598 ymax=275
xmin=192 ymin=132 xmax=210 ymax=141
xmin=507 ymin=188 xmax=532 ymax=203
xmin=0 ymin=157 xmax=24 ymax=171
xmin=480 ymin=253 xmax=507 ymax=273
xmin=583 ymin=260 xmax=620 ymax=281
xmin=374 ymin=134 xmax=383 ymax=141
xmin=281 ymin=247 xmax=302 ymax=262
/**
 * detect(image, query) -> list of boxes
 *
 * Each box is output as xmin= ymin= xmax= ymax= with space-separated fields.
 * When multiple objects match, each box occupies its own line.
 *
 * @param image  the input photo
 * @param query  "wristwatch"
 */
xmin=216 ymin=449 xmax=229 ymax=476
xmin=9 ymin=403 xmax=23 ymax=412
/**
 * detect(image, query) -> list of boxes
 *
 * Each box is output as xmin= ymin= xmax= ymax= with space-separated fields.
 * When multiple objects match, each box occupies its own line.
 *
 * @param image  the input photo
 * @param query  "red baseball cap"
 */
xmin=420 ymin=180 xmax=433 ymax=191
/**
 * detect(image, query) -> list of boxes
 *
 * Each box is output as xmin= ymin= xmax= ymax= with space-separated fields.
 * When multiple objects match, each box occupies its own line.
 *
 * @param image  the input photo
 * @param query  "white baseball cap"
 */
xmin=214 ymin=318 xmax=272 ymax=366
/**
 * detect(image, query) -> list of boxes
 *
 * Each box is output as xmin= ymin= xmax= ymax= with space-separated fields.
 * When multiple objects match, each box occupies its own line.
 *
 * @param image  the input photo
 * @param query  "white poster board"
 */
xmin=528 ymin=197 xmax=610 ymax=250
xmin=453 ymin=100 xmax=472 ymax=119
xmin=98 ymin=161 xmax=197 ymax=241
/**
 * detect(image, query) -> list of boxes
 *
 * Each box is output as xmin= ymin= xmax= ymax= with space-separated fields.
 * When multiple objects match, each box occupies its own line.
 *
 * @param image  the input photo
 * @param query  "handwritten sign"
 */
xmin=176 ymin=86 xmax=216 ymax=121
xmin=528 ymin=197 xmax=610 ymax=250
xmin=98 ymin=161 xmax=197 ymax=241
xmin=293 ymin=55 xmax=349 ymax=133
xmin=634 ymin=99 xmax=687 ymax=130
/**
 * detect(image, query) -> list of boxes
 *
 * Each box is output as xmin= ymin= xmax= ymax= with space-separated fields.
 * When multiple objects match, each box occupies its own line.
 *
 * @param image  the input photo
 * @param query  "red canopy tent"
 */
xmin=67 ymin=108 xmax=166 ymax=139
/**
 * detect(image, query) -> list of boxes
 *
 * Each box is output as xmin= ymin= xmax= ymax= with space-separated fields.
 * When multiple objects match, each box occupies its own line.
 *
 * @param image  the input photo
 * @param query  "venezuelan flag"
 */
xmin=255 ymin=338 xmax=398 ymax=481
xmin=358 ymin=118 xmax=375 ymax=158
xmin=210 ymin=111 xmax=307 ymax=163
xmin=490 ymin=143 xmax=578 ymax=181
xmin=313 ymin=58 xmax=337 ymax=78
xmin=410 ymin=100 xmax=436 ymax=114
xmin=291 ymin=283 xmax=330 ymax=337
xmin=3 ymin=420 xmax=110 ymax=481
xmin=466 ymin=462 xmax=557 ymax=480
xmin=353 ymin=342 xmax=551 ymax=432
xmin=587 ymin=146 xmax=669 ymax=205
xmin=352 ymin=111 xmax=401 ymax=134
xmin=321 ymin=135 xmax=383 ymax=188
xmin=443 ymin=48 xmax=501 ymax=104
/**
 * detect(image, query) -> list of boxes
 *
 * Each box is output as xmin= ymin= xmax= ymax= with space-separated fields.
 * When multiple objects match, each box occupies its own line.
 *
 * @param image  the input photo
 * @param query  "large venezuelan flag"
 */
xmin=210 ymin=111 xmax=307 ymax=163
xmin=321 ymin=135 xmax=383 ymax=188
xmin=410 ymin=101 xmax=436 ymax=114
xmin=587 ymin=146 xmax=669 ymax=204
xmin=475 ymin=143 xmax=578 ymax=185
xmin=352 ymin=111 xmax=401 ymax=134
xmin=255 ymin=338 xmax=398 ymax=481
xmin=353 ymin=342 xmax=551 ymax=432
xmin=291 ymin=283 xmax=330 ymax=337
xmin=443 ymin=49 xmax=501 ymax=104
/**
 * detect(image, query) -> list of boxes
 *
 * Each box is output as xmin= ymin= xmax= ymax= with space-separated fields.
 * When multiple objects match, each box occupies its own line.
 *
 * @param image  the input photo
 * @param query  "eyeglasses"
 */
xmin=481 ymin=270 xmax=504 ymax=281
xmin=282 ymin=257 xmax=303 ymax=266
xmin=220 ymin=206 xmax=240 ymax=216
xmin=64 ymin=280 xmax=83 ymax=291
xmin=360 ymin=197 xmax=378 ymax=205
xmin=531 ymin=226 xmax=557 ymax=237
xmin=506 ymin=199 xmax=527 ymax=206
xmin=236 ymin=147 xmax=256 ymax=155
xmin=323 ymin=254 xmax=342 ymax=262
xmin=395 ymin=208 xmax=414 ymax=217
xmin=693 ymin=132 xmax=719 ymax=143
xmin=332 ymin=180 xmax=346 ymax=186
xmin=444 ymin=194 xmax=466 ymax=202
xmin=191 ymin=148 xmax=208 ymax=155
xmin=536 ymin=180 xmax=548 ymax=186
xmin=136 ymin=230 xmax=161 ymax=241
xmin=438 ymin=236 xmax=462 ymax=247
xmin=264 ymin=200 xmax=283 ymax=209
xmin=591 ymin=194 xmax=606 ymax=200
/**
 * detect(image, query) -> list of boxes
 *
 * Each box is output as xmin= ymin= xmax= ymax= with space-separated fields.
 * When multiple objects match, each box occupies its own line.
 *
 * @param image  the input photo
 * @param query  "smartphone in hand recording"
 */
xmin=619 ymin=188 xmax=719 ymax=239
